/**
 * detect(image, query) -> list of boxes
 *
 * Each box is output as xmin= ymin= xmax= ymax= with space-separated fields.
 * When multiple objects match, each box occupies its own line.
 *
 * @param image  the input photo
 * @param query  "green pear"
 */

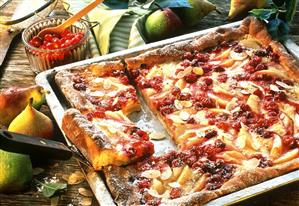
xmin=0 ymin=149 xmax=32 ymax=193
xmin=8 ymin=98 xmax=54 ymax=139
xmin=145 ymin=8 xmax=183 ymax=42
xmin=176 ymin=0 xmax=216 ymax=27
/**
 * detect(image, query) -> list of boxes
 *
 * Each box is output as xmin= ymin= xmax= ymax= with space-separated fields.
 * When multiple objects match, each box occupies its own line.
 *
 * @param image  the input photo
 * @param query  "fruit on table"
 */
xmin=0 ymin=149 xmax=32 ymax=193
xmin=0 ymin=86 xmax=45 ymax=127
xmin=228 ymin=0 xmax=266 ymax=20
xmin=8 ymin=98 xmax=54 ymax=139
xmin=29 ymin=29 xmax=84 ymax=50
xmin=145 ymin=8 xmax=183 ymax=41
xmin=175 ymin=0 xmax=216 ymax=27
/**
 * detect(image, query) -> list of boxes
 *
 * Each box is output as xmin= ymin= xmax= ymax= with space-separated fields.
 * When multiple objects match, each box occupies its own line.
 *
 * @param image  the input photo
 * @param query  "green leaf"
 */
xmin=285 ymin=0 xmax=297 ymax=22
xmin=267 ymin=18 xmax=290 ymax=41
xmin=155 ymin=0 xmax=191 ymax=8
xmin=89 ymin=9 xmax=128 ymax=55
xmin=249 ymin=8 xmax=278 ymax=20
xmin=103 ymin=0 xmax=129 ymax=9
xmin=34 ymin=180 xmax=67 ymax=198
xmin=129 ymin=12 xmax=151 ymax=47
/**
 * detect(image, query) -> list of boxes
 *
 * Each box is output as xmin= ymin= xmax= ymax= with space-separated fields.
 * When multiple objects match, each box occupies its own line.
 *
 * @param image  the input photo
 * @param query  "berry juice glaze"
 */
xmin=130 ymin=40 xmax=299 ymax=204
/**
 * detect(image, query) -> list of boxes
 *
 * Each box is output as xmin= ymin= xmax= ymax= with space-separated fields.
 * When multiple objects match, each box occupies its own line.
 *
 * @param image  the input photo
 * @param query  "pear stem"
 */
xmin=29 ymin=98 xmax=34 ymax=107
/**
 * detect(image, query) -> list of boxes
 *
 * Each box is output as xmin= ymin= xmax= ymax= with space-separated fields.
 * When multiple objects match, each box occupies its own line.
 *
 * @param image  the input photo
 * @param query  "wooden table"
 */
xmin=0 ymin=0 xmax=299 ymax=205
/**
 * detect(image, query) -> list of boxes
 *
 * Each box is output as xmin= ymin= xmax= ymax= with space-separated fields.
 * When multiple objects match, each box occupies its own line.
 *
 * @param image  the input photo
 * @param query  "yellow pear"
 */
xmin=228 ymin=0 xmax=266 ymax=20
xmin=0 ymin=86 xmax=45 ymax=127
xmin=8 ymin=98 xmax=54 ymax=139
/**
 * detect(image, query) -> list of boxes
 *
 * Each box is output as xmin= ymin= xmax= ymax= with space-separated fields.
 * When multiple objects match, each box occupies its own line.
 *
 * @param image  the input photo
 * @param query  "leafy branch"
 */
xmin=249 ymin=0 xmax=297 ymax=41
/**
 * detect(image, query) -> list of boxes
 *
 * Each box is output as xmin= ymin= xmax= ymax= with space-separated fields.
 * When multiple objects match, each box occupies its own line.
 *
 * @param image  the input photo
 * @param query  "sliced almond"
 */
xmin=141 ymin=169 xmax=161 ymax=179
xmin=181 ymin=87 xmax=190 ymax=94
xmin=270 ymin=84 xmax=280 ymax=92
xmin=103 ymin=79 xmax=112 ymax=90
xmin=230 ymin=50 xmax=248 ymax=61
xmin=192 ymin=67 xmax=204 ymax=75
xmin=181 ymin=101 xmax=192 ymax=108
xmin=78 ymin=188 xmax=93 ymax=197
xmin=168 ymin=182 xmax=181 ymax=188
xmin=160 ymin=166 xmax=172 ymax=180
xmin=89 ymin=91 xmax=105 ymax=97
xmin=179 ymin=111 xmax=190 ymax=121
xmin=242 ymin=158 xmax=260 ymax=169
xmin=174 ymin=100 xmax=183 ymax=110
xmin=80 ymin=197 xmax=92 ymax=206
xmin=68 ymin=171 xmax=85 ymax=185
xmin=176 ymin=67 xmax=192 ymax=79
xmin=175 ymin=79 xmax=186 ymax=89
xmin=93 ymin=77 xmax=103 ymax=84
xmin=149 ymin=132 xmax=166 ymax=140
xmin=112 ymin=97 xmax=119 ymax=106
xmin=276 ymin=81 xmax=292 ymax=89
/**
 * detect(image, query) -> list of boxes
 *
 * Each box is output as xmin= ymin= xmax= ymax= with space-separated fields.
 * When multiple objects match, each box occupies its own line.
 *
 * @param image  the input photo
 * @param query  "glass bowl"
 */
xmin=22 ymin=16 xmax=89 ymax=73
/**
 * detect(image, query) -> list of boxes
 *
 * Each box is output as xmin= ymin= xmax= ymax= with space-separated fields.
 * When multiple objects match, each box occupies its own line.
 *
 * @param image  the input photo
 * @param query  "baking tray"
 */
xmin=36 ymin=21 xmax=299 ymax=206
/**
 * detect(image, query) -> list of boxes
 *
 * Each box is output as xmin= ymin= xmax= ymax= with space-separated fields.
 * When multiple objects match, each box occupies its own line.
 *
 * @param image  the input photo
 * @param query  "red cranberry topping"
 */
xmin=195 ymin=53 xmax=209 ymax=62
xmin=138 ymin=178 xmax=152 ymax=189
xmin=194 ymin=95 xmax=215 ymax=109
xmin=218 ymin=73 xmax=228 ymax=83
xmin=270 ymin=52 xmax=280 ymax=62
xmin=178 ymin=92 xmax=191 ymax=101
xmin=183 ymin=52 xmax=193 ymax=60
xmin=205 ymin=129 xmax=218 ymax=139
xmin=73 ymin=75 xmax=85 ymax=84
xmin=181 ymin=59 xmax=191 ymax=67
xmin=234 ymin=45 xmax=244 ymax=53
xmin=111 ymin=69 xmax=125 ymax=77
xmin=256 ymin=63 xmax=268 ymax=71
xmin=73 ymin=83 xmax=86 ymax=91
xmin=29 ymin=36 xmax=43 ymax=48
xmin=184 ymin=73 xmax=199 ymax=83
xmin=203 ymin=77 xmax=213 ymax=86
xmin=171 ymin=87 xmax=181 ymax=97
xmin=131 ymin=70 xmax=140 ymax=79
xmin=213 ymin=65 xmax=225 ymax=72
xmin=256 ymin=127 xmax=273 ymax=138
xmin=187 ymin=117 xmax=196 ymax=124
xmin=255 ymin=49 xmax=269 ymax=57
xmin=249 ymin=56 xmax=262 ymax=67
xmin=259 ymin=157 xmax=273 ymax=168
xmin=282 ymin=135 xmax=299 ymax=148
xmin=170 ymin=188 xmax=182 ymax=199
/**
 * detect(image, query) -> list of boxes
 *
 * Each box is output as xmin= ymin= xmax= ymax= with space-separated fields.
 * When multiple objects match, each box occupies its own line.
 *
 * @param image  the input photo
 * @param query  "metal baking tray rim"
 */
xmin=36 ymin=20 xmax=299 ymax=206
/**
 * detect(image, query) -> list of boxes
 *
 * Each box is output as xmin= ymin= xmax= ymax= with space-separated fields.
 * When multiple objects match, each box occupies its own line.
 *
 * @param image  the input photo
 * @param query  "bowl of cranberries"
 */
xmin=22 ymin=16 xmax=89 ymax=73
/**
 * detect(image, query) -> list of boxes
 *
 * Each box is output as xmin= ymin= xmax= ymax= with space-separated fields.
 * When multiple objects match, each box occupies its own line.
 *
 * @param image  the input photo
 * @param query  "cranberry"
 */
xmin=282 ymin=135 xmax=298 ymax=148
xmin=213 ymin=65 xmax=225 ymax=72
xmin=73 ymin=83 xmax=86 ymax=91
xmin=29 ymin=36 xmax=42 ymax=48
xmin=255 ymin=49 xmax=268 ymax=57
xmin=181 ymin=59 xmax=191 ymax=67
xmin=184 ymin=73 xmax=199 ymax=83
xmin=203 ymin=78 xmax=213 ymax=86
xmin=258 ymin=157 xmax=273 ymax=168
xmin=178 ymin=92 xmax=191 ymax=101
xmin=234 ymin=45 xmax=244 ymax=53
xmin=249 ymin=56 xmax=262 ymax=67
xmin=44 ymin=34 xmax=53 ymax=42
xmin=206 ymin=174 xmax=223 ymax=190
xmin=138 ymin=179 xmax=151 ymax=189
xmin=215 ymin=139 xmax=226 ymax=149
xmin=186 ymin=117 xmax=195 ymax=124
xmin=170 ymin=188 xmax=182 ymax=199
xmin=131 ymin=70 xmax=140 ymax=78
xmin=205 ymin=130 xmax=218 ymax=139
xmin=183 ymin=52 xmax=193 ymax=60
xmin=270 ymin=52 xmax=280 ymax=62
xmin=256 ymin=63 xmax=268 ymax=71
xmin=171 ymin=87 xmax=181 ymax=97
xmin=202 ymin=64 xmax=213 ymax=73
xmin=218 ymin=73 xmax=228 ymax=83
xmin=195 ymin=53 xmax=209 ymax=62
